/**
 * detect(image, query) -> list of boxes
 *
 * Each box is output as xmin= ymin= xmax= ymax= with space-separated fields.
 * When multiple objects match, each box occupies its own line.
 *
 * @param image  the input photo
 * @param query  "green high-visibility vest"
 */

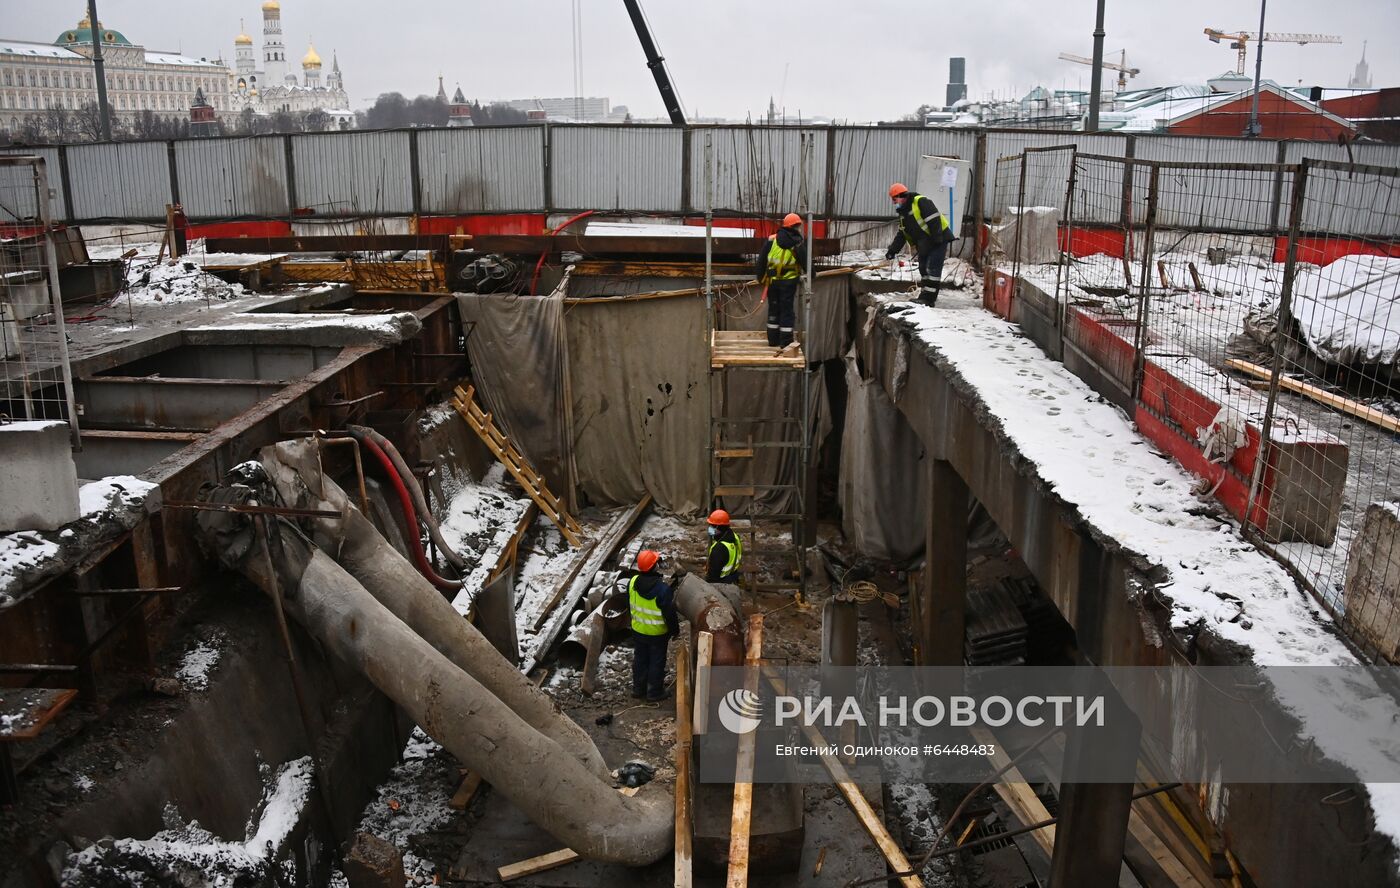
xmin=629 ymin=575 xmax=668 ymax=636
xmin=905 ymin=194 xmax=950 ymax=245
xmin=709 ymin=535 xmax=743 ymax=580
xmin=764 ymin=237 xmax=801 ymax=282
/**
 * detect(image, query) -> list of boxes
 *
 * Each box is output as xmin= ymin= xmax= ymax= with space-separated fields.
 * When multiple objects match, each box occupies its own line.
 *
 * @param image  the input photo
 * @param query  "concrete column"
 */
xmin=1050 ymin=681 xmax=1141 ymax=886
xmin=922 ymin=458 xmax=968 ymax=666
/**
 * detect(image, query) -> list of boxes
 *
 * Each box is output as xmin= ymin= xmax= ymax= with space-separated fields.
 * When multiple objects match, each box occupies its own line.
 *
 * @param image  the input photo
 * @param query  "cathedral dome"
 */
xmin=302 ymin=43 xmax=321 ymax=68
xmin=235 ymin=32 xmax=253 ymax=46
xmin=262 ymin=1 xmax=281 ymax=12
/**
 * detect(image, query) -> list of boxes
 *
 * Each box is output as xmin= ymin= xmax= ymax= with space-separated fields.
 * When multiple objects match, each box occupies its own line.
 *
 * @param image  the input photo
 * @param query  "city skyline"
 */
xmin=6 ymin=0 xmax=1397 ymax=123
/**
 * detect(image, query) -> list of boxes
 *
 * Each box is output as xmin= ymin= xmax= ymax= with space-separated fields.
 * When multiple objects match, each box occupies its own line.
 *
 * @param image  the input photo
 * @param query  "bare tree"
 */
xmin=74 ymin=102 xmax=104 ymax=141
xmin=40 ymin=105 xmax=72 ymax=141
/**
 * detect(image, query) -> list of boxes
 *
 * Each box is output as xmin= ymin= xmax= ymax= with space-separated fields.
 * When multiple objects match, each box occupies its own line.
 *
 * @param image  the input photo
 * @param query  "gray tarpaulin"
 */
xmin=564 ymin=294 xmax=710 ymax=515
xmin=456 ymin=287 xmax=573 ymax=500
xmin=838 ymin=350 xmax=928 ymax=561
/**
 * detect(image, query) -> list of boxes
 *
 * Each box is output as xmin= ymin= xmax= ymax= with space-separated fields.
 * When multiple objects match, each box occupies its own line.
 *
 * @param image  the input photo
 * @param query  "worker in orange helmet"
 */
xmin=628 ymin=549 xmax=678 ymax=701
xmin=705 ymin=509 xmax=744 ymax=584
xmin=754 ymin=212 xmax=808 ymax=350
xmin=885 ymin=183 xmax=954 ymax=306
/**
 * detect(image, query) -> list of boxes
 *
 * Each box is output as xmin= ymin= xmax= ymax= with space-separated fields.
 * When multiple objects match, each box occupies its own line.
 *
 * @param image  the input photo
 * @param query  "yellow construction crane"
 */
xmin=1058 ymin=49 xmax=1140 ymax=92
xmin=1204 ymin=28 xmax=1342 ymax=75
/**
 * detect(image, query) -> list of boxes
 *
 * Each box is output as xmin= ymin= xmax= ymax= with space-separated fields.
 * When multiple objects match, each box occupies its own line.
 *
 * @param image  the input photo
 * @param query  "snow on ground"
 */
xmin=116 ymin=256 xmax=247 ymax=305
xmin=62 ymin=756 xmax=313 ymax=886
xmin=186 ymin=311 xmax=419 ymax=339
xmin=352 ymin=728 xmax=457 ymax=885
xmin=175 ymin=636 xmax=223 ymax=691
xmin=877 ymin=290 xmax=1400 ymax=849
xmin=441 ymin=464 xmax=530 ymax=617
xmin=77 ymin=475 xmax=157 ymax=515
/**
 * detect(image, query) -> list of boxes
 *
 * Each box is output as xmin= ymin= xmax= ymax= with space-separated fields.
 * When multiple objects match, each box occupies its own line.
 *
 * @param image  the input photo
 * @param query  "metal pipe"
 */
xmin=1245 ymin=0 xmax=1268 ymax=138
xmin=1087 ymin=0 xmax=1106 ymax=131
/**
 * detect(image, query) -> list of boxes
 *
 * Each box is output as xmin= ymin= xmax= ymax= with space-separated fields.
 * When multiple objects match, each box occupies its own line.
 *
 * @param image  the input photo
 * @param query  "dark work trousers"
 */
xmin=632 ymin=631 xmax=670 ymax=699
xmin=918 ymin=241 xmax=948 ymax=304
xmin=766 ymin=279 xmax=798 ymax=346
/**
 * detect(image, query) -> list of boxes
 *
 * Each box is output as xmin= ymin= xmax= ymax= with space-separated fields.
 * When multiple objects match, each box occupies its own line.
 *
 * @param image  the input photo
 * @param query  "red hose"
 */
xmin=357 ymin=433 xmax=462 ymax=592
xmin=530 ymin=210 xmax=596 ymax=296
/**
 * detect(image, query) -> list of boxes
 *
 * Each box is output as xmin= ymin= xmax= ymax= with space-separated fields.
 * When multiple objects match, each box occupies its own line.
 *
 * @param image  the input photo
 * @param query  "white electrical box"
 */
xmin=914 ymin=155 xmax=972 ymax=238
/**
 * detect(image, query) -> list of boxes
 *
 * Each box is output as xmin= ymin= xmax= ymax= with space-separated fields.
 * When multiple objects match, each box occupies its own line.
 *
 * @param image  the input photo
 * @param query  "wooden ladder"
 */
xmin=450 ymin=384 xmax=583 ymax=547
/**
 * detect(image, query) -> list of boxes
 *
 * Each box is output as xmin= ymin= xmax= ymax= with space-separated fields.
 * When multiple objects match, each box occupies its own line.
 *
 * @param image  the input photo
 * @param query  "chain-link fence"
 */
xmin=0 ymin=155 xmax=79 ymax=444
xmin=991 ymin=149 xmax=1400 ymax=665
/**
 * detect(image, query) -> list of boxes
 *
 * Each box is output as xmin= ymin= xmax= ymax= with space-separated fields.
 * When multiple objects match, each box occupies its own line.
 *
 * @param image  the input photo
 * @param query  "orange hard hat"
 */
xmin=781 ymin=212 xmax=802 ymax=229
xmin=889 ymin=182 xmax=908 ymax=198
xmin=708 ymin=509 xmax=730 ymax=527
xmin=637 ymin=549 xmax=660 ymax=572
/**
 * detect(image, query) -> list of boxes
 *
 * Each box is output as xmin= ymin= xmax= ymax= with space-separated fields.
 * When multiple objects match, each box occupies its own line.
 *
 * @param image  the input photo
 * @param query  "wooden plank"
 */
xmin=1187 ymin=262 xmax=1206 ymax=292
xmin=0 ymin=689 xmax=79 ymax=741
xmin=498 ymin=848 xmax=578 ymax=882
xmin=485 ymin=502 xmax=538 ymax=585
xmin=675 ymin=640 xmax=694 ymax=888
xmin=571 ymin=260 xmax=752 ymax=278
xmin=715 ymin=448 xmax=754 ymax=459
xmin=523 ymin=497 xmax=652 ymax=672
xmin=763 ymin=668 xmax=922 ymax=888
xmin=693 ymin=632 xmax=713 ymax=735
xmin=966 ymin=726 xmax=1055 ymax=858
xmin=1224 ymin=358 xmax=1400 ymax=434
xmin=530 ymin=538 xmax=601 ymax=632
xmin=448 ymin=772 xmax=482 ymax=811
xmin=452 ymin=385 xmax=583 ymax=546
xmin=727 ymin=615 xmax=764 ymax=888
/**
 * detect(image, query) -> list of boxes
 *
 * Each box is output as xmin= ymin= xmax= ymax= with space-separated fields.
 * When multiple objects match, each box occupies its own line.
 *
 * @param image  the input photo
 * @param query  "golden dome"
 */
xmin=235 ymin=32 xmax=253 ymax=46
xmin=261 ymin=1 xmax=280 ymax=12
xmin=301 ymin=43 xmax=321 ymax=68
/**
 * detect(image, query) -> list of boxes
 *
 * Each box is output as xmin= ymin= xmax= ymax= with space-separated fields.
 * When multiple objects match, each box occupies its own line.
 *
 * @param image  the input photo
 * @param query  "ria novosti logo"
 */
xmin=717 ymin=688 xmax=764 ymax=734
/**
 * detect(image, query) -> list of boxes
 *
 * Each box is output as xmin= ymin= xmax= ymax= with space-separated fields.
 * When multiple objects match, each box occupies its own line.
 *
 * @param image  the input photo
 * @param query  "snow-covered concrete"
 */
xmin=875 ymin=290 xmax=1400 ymax=849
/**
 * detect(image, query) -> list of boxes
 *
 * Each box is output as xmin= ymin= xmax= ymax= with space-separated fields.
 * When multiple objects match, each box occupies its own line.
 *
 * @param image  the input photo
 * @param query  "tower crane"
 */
xmin=1058 ymin=49 xmax=1140 ymax=92
xmin=1204 ymin=28 xmax=1342 ymax=75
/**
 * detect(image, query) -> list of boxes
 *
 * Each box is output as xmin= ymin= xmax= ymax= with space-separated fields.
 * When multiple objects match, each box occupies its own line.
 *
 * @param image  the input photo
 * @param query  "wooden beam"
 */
xmin=726 ymin=614 xmax=764 ymax=888
xmin=466 ymin=234 xmax=843 ymax=259
xmin=693 ymin=631 xmax=713 ymax=735
xmin=763 ymin=668 xmax=923 ymax=888
xmin=966 ymin=725 xmax=1056 ymax=858
xmin=675 ymin=640 xmax=694 ymax=888
xmin=523 ymin=496 xmax=652 ymax=672
xmin=448 ymin=772 xmax=482 ymax=811
xmin=1225 ymin=358 xmax=1400 ymax=434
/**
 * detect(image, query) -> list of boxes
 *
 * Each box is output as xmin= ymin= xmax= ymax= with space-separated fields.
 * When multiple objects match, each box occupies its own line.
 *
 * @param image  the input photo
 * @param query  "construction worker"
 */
xmin=754 ymin=213 xmax=808 ymax=349
xmin=885 ymin=183 xmax=954 ymax=306
xmin=706 ymin=509 xmax=744 ymax=584
xmin=629 ymin=549 xmax=678 ymax=702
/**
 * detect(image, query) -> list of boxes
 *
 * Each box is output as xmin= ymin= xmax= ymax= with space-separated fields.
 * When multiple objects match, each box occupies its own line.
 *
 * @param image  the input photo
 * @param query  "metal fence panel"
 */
xmin=829 ymin=127 xmax=977 ymax=218
xmin=1285 ymin=141 xmax=1400 ymax=168
xmin=983 ymin=131 xmax=1127 ymax=215
xmin=174 ymin=136 xmax=288 ymax=219
xmin=550 ymin=126 xmax=681 ymax=212
xmin=1130 ymin=137 xmax=1284 ymax=232
xmin=66 ymin=140 xmax=170 ymax=221
xmin=690 ymin=126 xmax=828 ymax=217
xmin=292 ymin=130 xmax=413 ymax=216
xmin=418 ymin=127 xmax=545 ymax=213
xmin=0 ymin=147 xmax=66 ymax=221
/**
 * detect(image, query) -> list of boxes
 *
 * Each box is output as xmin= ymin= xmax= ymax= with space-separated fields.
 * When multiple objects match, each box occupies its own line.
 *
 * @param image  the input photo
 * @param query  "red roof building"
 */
xmin=1165 ymin=83 xmax=1356 ymax=141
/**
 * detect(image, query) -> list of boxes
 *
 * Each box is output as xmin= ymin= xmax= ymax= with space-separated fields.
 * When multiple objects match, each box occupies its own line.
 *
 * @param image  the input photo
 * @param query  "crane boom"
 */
xmin=1058 ymin=50 xmax=1140 ymax=91
xmin=621 ymin=0 xmax=686 ymax=125
xmin=1203 ymin=28 xmax=1343 ymax=74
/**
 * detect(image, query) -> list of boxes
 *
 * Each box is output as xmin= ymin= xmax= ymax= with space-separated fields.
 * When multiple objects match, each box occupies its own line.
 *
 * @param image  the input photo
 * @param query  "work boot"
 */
xmin=918 ymin=284 xmax=940 ymax=307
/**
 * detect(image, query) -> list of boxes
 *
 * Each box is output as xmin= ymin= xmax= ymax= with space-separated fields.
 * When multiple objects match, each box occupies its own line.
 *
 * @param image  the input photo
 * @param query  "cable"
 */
xmin=356 ymin=432 xmax=462 ymax=592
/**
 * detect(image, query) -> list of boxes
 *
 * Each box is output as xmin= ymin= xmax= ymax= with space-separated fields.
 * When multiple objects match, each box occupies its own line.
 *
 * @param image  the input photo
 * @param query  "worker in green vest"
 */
xmin=885 ymin=183 xmax=954 ymax=306
xmin=754 ymin=213 xmax=808 ymax=349
xmin=706 ymin=509 xmax=744 ymax=584
xmin=628 ymin=549 xmax=677 ymax=702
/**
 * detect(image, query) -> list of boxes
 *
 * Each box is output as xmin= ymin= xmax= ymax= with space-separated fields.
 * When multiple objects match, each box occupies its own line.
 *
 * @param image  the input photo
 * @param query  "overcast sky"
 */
xmin=11 ymin=1 xmax=1395 ymax=120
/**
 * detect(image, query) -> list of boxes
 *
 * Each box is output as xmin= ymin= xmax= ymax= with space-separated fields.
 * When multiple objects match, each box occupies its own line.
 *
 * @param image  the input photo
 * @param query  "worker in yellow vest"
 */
xmin=885 ymin=183 xmax=954 ymax=306
xmin=705 ymin=509 xmax=744 ymax=584
xmin=628 ymin=549 xmax=677 ymax=701
xmin=754 ymin=213 xmax=808 ymax=349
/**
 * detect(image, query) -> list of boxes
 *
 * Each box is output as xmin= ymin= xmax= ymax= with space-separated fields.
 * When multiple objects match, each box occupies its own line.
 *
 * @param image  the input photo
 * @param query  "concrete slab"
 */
xmin=0 ymin=420 xmax=79 ymax=532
